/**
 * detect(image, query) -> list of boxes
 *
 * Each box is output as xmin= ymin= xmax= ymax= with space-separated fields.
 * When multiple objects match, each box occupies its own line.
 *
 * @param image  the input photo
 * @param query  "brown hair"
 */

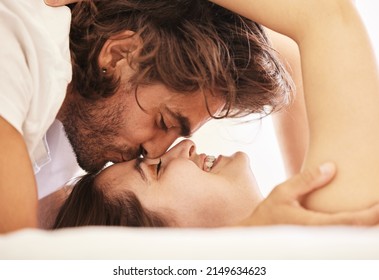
xmin=53 ymin=174 xmax=168 ymax=228
xmin=69 ymin=0 xmax=293 ymax=117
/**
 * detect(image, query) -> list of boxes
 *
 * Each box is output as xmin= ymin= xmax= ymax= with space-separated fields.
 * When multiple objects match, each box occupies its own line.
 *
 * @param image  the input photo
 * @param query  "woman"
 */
xmin=42 ymin=0 xmax=379 ymax=229
xmin=49 ymin=139 xmax=276 ymax=228
xmin=43 ymin=138 xmax=378 ymax=228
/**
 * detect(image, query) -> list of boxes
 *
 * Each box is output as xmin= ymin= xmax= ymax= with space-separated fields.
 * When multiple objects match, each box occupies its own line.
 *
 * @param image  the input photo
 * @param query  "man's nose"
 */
xmin=141 ymin=132 xmax=179 ymax=159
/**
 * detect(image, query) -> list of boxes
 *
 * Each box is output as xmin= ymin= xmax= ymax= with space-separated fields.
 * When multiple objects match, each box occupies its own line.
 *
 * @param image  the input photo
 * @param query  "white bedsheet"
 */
xmin=1 ymin=226 xmax=378 ymax=259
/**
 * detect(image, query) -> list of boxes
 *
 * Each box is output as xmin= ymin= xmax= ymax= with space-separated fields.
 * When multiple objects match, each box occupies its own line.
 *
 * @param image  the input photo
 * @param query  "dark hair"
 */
xmin=53 ymin=173 xmax=168 ymax=229
xmin=69 ymin=0 xmax=293 ymax=117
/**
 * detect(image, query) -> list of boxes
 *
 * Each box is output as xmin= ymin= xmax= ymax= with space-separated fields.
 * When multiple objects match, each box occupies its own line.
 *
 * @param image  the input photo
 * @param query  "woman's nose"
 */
xmin=163 ymin=139 xmax=196 ymax=160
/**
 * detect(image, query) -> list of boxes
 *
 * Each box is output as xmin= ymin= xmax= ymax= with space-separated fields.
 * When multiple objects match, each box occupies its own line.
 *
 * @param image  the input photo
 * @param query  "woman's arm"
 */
xmin=241 ymin=162 xmax=379 ymax=226
xmin=298 ymin=1 xmax=379 ymax=212
xmin=267 ymin=29 xmax=308 ymax=177
xmin=211 ymin=0 xmax=379 ymax=212
xmin=44 ymin=0 xmax=79 ymax=5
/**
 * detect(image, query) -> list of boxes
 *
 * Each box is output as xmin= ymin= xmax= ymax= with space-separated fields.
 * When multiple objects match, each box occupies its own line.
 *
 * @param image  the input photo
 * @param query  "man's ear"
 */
xmin=98 ymin=30 xmax=141 ymax=71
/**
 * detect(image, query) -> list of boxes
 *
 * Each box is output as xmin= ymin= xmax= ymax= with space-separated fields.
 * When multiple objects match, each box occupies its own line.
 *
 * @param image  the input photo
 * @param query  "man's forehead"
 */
xmin=170 ymin=91 xmax=225 ymax=113
xmin=172 ymin=94 xmax=225 ymax=129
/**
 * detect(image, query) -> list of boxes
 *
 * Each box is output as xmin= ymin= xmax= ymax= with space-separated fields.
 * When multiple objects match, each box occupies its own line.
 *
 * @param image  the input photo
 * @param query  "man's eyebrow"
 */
xmin=134 ymin=157 xmax=147 ymax=182
xmin=166 ymin=107 xmax=191 ymax=137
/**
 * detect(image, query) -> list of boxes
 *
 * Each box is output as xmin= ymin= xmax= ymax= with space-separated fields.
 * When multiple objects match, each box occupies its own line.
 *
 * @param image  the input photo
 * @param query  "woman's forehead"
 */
xmin=96 ymin=160 xmax=146 ymax=190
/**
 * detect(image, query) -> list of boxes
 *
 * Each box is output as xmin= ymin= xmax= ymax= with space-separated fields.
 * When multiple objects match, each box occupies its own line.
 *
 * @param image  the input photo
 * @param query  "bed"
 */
xmin=1 ymin=226 xmax=379 ymax=259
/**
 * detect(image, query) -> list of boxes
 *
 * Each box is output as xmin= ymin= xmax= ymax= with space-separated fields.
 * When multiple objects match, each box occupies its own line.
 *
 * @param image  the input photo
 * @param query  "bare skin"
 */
xmin=0 ymin=117 xmax=38 ymax=232
xmin=267 ymin=29 xmax=308 ymax=177
xmin=210 ymin=0 xmax=379 ymax=213
xmin=44 ymin=0 xmax=79 ymax=5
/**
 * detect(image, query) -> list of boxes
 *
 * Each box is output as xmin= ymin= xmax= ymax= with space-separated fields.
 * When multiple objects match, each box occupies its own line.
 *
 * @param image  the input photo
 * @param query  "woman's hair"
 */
xmin=69 ymin=0 xmax=293 ymax=117
xmin=53 ymin=173 xmax=168 ymax=229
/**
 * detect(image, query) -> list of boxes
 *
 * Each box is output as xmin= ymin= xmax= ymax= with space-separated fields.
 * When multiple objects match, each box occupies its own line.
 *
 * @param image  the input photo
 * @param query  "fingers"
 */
xmin=278 ymin=162 xmax=336 ymax=199
xmin=299 ymin=203 xmax=379 ymax=226
xmin=329 ymin=203 xmax=379 ymax=226
xmin=44 ymin=0 xmax=80 ymax=6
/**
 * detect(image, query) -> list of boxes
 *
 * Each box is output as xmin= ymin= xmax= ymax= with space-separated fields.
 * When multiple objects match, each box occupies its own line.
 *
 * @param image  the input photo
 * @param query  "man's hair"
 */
xmin=69 ymin=0 xmax=293 ymax=117
xmin=53 ymin=174 xmax=168 ymax=228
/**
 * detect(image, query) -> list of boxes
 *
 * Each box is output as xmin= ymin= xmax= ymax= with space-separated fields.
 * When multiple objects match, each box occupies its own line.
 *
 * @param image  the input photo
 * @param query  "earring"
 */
xmin=101 ymin=67 xmax=107 ymax=74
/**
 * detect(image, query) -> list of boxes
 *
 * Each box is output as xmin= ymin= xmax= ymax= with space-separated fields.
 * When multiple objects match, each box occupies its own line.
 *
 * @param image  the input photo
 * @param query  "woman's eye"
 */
xmin=159 ymin=114 xmax=168 ymax=131
xmin=156 ymin=159 xmax=162 ymax=175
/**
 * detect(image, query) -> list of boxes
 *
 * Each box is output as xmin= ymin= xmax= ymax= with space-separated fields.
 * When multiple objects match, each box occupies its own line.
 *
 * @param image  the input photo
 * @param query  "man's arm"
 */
xmin=0 ymin=117 xmax=38 ymax=233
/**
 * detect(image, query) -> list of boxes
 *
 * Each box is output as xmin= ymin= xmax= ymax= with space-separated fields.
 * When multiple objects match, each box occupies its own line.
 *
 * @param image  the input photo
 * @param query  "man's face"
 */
xmin=60 ymin=83 xmax=225 ymax=172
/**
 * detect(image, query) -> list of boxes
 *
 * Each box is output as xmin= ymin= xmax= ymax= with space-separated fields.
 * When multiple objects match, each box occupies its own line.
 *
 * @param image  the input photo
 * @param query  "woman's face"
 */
xmin=96 ymin=140 xmax=263 ymax=227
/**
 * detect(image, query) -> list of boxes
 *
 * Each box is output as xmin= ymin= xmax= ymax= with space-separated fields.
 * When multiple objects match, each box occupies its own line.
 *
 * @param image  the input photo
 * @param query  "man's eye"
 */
xmin=156 ymin=158 xmax=162 ymax=175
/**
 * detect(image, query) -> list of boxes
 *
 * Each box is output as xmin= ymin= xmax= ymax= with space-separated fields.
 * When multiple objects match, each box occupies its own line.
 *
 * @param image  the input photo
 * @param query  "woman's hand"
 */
xmin=240 ymin=162 xmax=379 ymax=226
xmin=44 ymin=0 xmax=79 ymax=6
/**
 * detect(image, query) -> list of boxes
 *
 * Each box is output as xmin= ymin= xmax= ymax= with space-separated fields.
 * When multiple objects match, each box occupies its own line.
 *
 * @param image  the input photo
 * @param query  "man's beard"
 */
xmin=59 ymin=98 xmax=139 ymax=173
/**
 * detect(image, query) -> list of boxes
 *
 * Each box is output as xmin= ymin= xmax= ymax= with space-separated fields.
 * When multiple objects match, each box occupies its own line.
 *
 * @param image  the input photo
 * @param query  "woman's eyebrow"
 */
xmin=133 ymin=157 xmax=147 ymax=182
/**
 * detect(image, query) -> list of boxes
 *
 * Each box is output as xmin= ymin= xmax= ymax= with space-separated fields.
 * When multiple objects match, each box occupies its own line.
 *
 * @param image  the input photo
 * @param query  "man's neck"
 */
xmin=56 ymin=82 xmax=74 ymax=122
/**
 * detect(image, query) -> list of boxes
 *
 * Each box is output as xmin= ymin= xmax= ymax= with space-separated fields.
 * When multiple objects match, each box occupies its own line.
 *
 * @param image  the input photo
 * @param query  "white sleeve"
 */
xmin=0 ymin=6 xmax=34 ymax=134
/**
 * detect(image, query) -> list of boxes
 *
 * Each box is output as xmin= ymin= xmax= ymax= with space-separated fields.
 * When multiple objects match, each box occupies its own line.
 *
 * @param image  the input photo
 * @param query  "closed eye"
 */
xmin=156 ymin=158 xmax=162 ymax=175
xmin=159 ymin=113 xmax=168 ymax=132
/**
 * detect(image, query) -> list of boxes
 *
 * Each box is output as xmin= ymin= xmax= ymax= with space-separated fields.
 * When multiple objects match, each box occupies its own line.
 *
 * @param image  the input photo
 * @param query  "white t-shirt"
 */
xmin=35 ymin=120 xmax=85 ymax=199
xmin=0 ymin=0 xmax=72 ymax=173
